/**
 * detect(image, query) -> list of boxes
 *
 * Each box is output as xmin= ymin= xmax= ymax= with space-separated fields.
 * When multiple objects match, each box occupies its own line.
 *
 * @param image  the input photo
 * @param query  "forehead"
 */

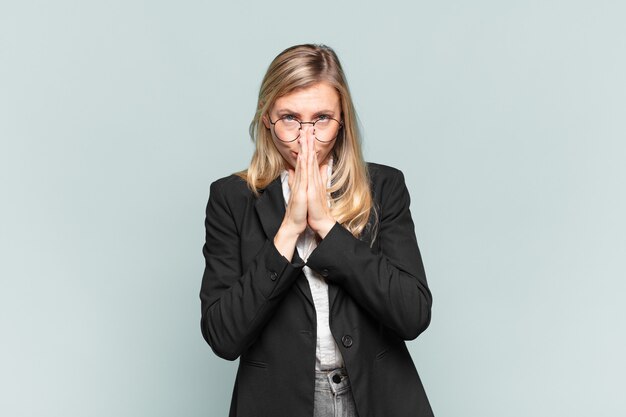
xmin=272 ymin=82 xmax=340 ymax=113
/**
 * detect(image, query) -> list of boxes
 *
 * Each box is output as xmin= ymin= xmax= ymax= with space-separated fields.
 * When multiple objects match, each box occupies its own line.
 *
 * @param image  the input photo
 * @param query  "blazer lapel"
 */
xmin=255 ymin=177 xmax=285 ymax=239
xmin=255 ymin=177 xmax=314 ymax=308
xmin=293 ymin=254 xmax=315 ymax=308
xmin=328 ymin=284 xmax=340 ymax=311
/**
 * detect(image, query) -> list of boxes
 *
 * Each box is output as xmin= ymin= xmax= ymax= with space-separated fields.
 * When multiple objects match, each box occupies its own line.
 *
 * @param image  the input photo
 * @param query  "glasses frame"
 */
xmin=268 ymin=115 xmax=343 ymax=143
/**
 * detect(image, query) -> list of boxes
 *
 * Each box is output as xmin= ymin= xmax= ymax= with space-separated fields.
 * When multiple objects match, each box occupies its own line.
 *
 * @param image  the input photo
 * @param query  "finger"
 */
xmin=307 ymin=142 xmax=318 ymax=199
xmin=298 ymin=143 xmax=309 ymax=178
xmin=299 ymin=134 xmax=308 ymax=164
xmin=316 ymin=160 xmax=329 ymax=205
xmin=320 ymin=161 xmax=328 ymax=191
xmin=287 ymin=154 xmax=307 ymax=223
xmin=311 ymin=151 xmax=321 ymax=185
xmin=308 ymin=131 xmax=316 ymax=168
xmin=296 ymin=152 xmax=306 ymax=189
xmin=288 ymin=166 xmax=295 ymax=190
xmin=310 ymin=154 xmax=327 ymax=212
xmin=308 ymin=135 xmax=317 ymax=190
xmin=312 ymin=150 xmax=327 ymax=188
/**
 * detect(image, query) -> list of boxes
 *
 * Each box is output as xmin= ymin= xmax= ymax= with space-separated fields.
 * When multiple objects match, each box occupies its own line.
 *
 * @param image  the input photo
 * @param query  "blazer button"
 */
xmin=341 ymin=335 xmax=353 ymax=348
xmin=321 ymin=269 xmax=329 ymax=277
xmin=270 ymin=271 xmax=278 ymax=281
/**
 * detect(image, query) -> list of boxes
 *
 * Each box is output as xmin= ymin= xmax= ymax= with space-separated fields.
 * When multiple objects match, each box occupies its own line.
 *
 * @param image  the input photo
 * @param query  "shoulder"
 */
xmin=210 ymin=173 xmax=248 ymax=193
xmin=366 ymin=162 xmax=405 ymax=186
xmin=365 ymin=162 xmax=411 ymax=206
xmin=208 ymin=174 xmax=256 ymax=204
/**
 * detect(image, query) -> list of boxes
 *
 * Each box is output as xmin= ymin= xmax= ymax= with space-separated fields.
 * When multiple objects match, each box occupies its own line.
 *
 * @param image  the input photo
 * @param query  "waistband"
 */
xmin=315 ymin=368 xmax=351 ymax=395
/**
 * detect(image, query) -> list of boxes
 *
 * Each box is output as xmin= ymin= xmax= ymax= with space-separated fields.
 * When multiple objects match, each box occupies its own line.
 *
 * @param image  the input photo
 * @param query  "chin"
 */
xmin=318 ymin=153 xmax=332 ymax=165
xmin=281 ymin=157 xmax=296 ymax=171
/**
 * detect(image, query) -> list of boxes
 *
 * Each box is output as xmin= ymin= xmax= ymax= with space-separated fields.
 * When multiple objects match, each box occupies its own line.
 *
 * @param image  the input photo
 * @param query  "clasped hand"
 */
xmin=274 ymin=135 xmax=336 ymax=260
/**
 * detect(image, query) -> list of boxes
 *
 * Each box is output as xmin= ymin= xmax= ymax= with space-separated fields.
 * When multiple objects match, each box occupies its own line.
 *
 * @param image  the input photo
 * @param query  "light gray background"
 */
xmin=1 ymin=1 xmax=624 ymax=416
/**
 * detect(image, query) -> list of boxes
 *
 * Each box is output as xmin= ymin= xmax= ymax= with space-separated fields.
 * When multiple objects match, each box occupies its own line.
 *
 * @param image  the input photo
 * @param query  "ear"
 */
xmin=262 ymin=114 xmax=270 ymax=129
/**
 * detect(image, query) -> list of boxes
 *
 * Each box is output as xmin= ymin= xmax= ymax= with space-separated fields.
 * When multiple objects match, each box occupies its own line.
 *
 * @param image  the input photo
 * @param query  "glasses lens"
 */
xmin=273 ymin=117 xmax=342 ymax=142
xmin=274 ymin=118 xmax=300 ymax=142
xmin=314 ymin=118 xmax=341 ymax=142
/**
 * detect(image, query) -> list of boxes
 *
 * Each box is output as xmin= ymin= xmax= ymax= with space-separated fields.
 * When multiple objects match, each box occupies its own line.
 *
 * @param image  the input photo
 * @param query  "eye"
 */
xmin=316 ymin=114 xmax=330 ymax=121
xmin=281 ymin=114 xmax=297 ymax=122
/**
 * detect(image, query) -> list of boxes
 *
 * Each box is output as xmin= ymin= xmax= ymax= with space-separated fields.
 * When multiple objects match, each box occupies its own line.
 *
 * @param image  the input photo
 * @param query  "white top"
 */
xmin=279 ymin=163 xmax=344 ymax=371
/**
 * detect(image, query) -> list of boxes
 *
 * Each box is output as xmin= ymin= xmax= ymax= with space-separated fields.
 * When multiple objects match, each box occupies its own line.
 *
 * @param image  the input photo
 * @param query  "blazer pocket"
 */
xmin=375 ymin=348 xmax=389 ymax=361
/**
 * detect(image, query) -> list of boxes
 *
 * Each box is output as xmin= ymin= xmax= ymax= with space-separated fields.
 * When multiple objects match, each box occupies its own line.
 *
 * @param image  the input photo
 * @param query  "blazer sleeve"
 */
xmin=306 ymin=168 xmax=432 ymax=340
xmin=199 ymin=179 xmax=304 ymax=360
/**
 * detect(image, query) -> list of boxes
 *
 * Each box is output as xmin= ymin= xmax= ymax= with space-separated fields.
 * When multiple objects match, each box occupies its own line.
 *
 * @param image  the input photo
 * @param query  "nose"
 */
xmin=297 ymin=122 xmax=316 ymax=144
xmin=300 ymin=121 xmax=315 ymax=134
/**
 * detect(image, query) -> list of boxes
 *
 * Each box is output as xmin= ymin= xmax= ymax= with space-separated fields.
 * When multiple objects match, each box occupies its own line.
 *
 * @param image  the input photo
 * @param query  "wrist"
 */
xmin=314 ymin=218 xmax=336 ymax=239
xmin=273 ymin=222 xmax=302 ymax=261
xmin=277 ymin=220 xmax=303 ymax=240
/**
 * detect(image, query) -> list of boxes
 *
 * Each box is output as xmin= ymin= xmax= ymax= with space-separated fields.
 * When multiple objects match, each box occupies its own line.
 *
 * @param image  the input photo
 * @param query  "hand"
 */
xmin=273 ymin=138 xmax=308 ymax=259
xmin=273 ymin=133 xmax=336 ymax=259
xmin=304 ymin=134 xmax=336 ymax=238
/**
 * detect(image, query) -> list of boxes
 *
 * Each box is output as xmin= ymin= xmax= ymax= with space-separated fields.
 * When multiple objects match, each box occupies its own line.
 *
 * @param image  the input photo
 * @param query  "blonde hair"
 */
xmin=239 ymin=44 xmax=374 ymax=237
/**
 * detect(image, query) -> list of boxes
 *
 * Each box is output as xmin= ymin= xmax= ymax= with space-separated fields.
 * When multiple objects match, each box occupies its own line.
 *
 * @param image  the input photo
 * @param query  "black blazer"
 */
xmin=200 ymin=163 xmax=434 ymax=417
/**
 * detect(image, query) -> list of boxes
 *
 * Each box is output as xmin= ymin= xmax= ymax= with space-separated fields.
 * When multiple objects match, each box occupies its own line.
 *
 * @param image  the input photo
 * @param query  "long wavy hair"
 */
xmin=239 ymin=44 xmax=374 ymax=237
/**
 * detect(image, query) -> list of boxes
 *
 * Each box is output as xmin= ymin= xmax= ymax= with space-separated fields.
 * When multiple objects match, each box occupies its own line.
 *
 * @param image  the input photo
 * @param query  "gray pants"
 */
xmin=314 ymin=369 xmax=359 ymax=417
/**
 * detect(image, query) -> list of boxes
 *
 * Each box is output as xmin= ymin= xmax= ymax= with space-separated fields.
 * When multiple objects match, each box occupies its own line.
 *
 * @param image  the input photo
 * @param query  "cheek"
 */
xmin=274 ymin=140 xmax=298 ymax=165
xmin=281 ymin=141 xmax=298 ymax=154
xmin=316 ymin=142 xmax=336 ymax=161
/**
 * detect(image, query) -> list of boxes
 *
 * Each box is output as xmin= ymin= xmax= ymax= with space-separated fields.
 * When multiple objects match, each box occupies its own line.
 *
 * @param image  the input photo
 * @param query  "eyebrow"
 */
xmin=274 ymin=109 xmax=337 ymax=118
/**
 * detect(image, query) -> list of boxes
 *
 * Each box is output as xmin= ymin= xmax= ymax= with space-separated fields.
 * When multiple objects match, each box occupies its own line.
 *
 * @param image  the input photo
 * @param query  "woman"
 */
xmin=200 ymin=44 xmax=434 ymax=417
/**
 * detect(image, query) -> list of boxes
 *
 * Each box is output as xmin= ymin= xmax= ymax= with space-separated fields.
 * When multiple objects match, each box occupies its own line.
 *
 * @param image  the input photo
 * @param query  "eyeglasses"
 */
xmin=268 ymin=115 xmax=343 ymax=143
